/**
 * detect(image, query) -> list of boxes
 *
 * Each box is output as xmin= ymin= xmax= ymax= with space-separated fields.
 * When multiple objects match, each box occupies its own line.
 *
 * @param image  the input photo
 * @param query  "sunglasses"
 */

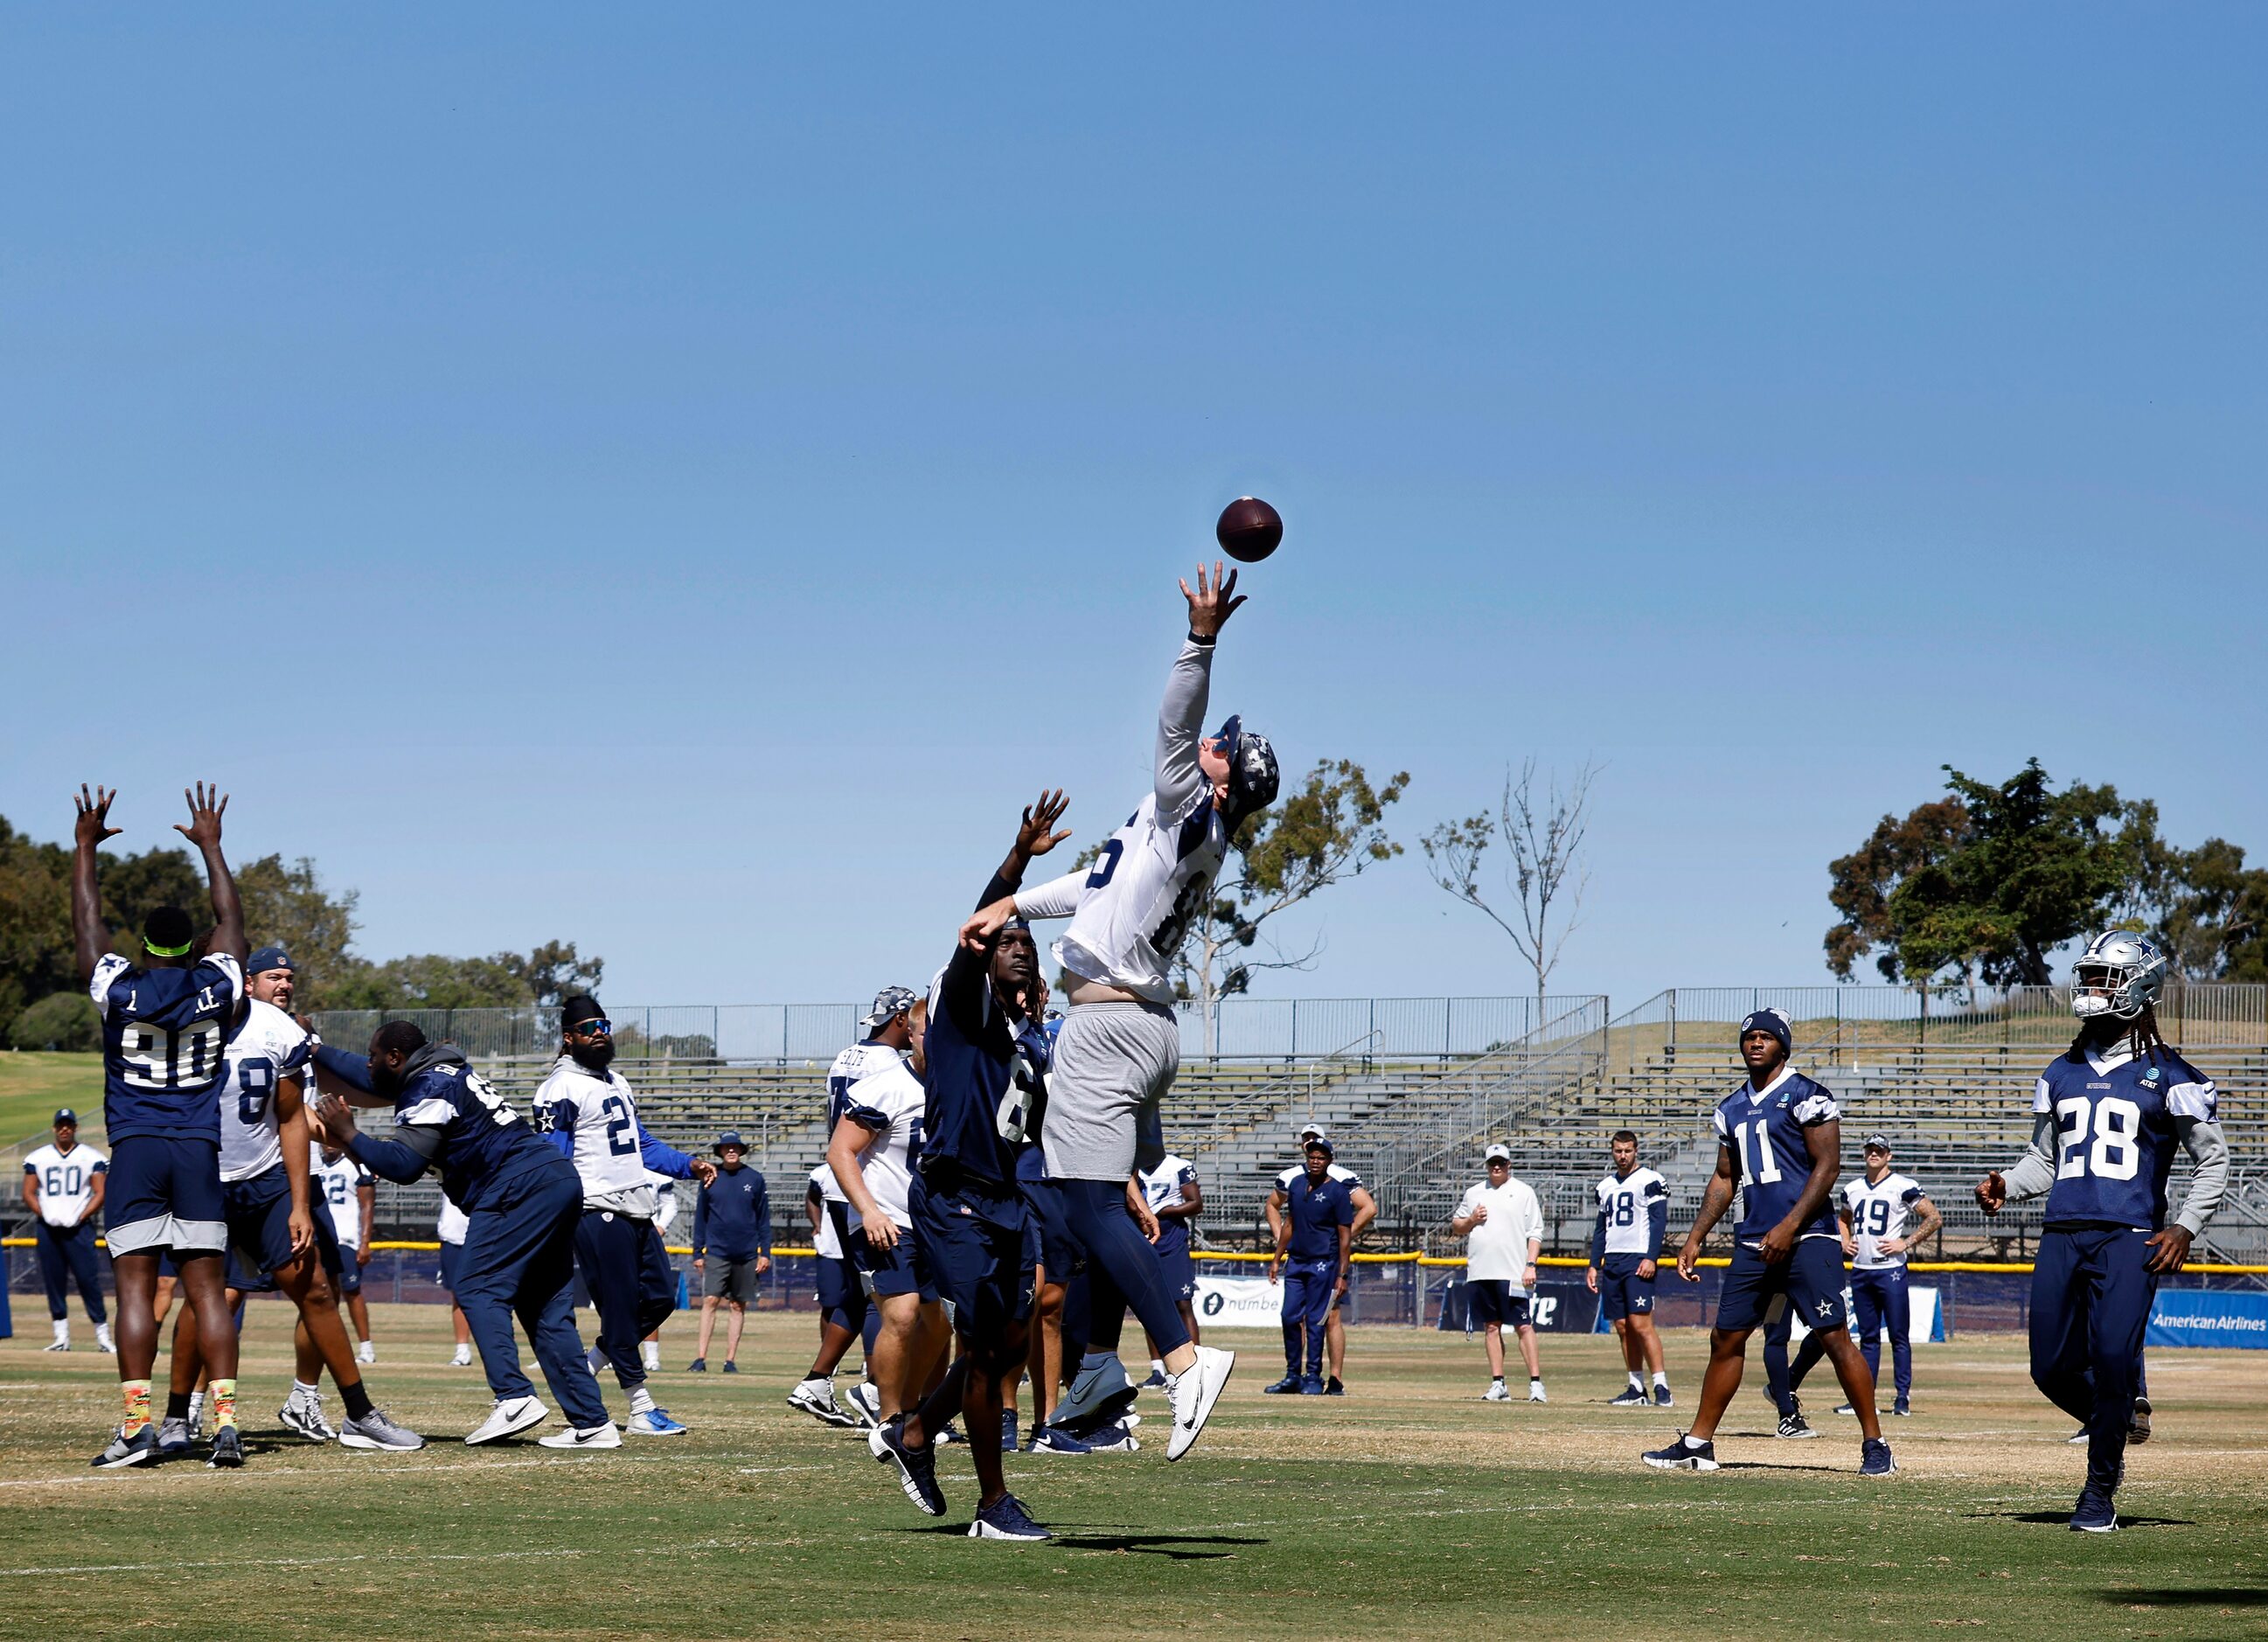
xmin=571 ymin=1018 xmax=613 ymax=1037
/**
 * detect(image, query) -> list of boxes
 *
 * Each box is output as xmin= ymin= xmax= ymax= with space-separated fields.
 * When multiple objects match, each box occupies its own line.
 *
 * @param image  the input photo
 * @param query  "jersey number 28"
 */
xmin=2055 ymin=1095 xmax=2141 ymax=1182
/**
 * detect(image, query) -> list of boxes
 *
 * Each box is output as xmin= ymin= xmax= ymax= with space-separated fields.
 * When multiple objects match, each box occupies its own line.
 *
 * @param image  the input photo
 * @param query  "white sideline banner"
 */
xmin=1194 ymin=1275 xmax=1286 ymax=1328
xmin=1789 ymin=1285 xmax=1942 ymax=1344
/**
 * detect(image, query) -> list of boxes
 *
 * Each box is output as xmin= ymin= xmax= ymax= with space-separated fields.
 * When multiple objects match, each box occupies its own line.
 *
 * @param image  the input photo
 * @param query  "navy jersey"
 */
xmin=1283 ymin=1170 xmax=1354 ymax=1261
xmin=2035 ymin=1045 xmax=2217 ymax=1231
xmin=1711 ymin=1067 xmax=1841 ymax=1244
xmin=89 ymin=952 xmax=244 ymax=1143
xmin=917 ymin=957 xmax=1046 ymax=1188
xmin=388 ymin=1050 xmax=557 ymax=1212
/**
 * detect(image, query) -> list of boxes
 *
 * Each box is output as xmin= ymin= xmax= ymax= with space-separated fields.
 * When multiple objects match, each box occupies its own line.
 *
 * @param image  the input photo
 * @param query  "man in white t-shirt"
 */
xmin=826 ymin=1007 xmax=947 ymax=1423
xmin=23 ymin=1108 xmax=114 ymax=1353
xmin=1449 ymin=1145 xmax=1547 ymax=1403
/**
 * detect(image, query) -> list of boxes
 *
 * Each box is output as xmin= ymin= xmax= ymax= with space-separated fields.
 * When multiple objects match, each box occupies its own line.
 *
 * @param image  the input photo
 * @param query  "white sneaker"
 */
xmin=1483 ymin=1380 xmax=1511 ymax=1402
xmin=537 ymin=1423 xmax=623 ymax=1450
xmin=1165 ymin=1345 xmax=1235 ymax=1462
xmin=449 ymin=1345 xmax=474 ymax=1367
xmin=357 ymin=1340 xmax=377 ymax=1365
xmin=43 ymin=1325 xmax=68 ymax=1353
xmin=95 ymin=1322 xmax=115 ymax=1353
xmin=1528 ymin=1382 xmax=1548 ymax=1403
xmin=465 ymin=1395 xmax=550 ymax=1445
xmin=280 ymin=1395 xmax=337 ymax=1443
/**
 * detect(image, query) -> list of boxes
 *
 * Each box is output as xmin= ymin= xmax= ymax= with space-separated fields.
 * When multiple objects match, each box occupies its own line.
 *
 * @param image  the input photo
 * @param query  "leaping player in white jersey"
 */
xmin=963 ymin=563 xmax=1274 ymax=1458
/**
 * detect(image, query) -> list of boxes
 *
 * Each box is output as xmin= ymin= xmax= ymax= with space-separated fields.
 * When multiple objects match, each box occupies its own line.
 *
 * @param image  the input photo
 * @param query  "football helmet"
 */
xmin=2070 ymin=931 xmax=2167 ymax=1022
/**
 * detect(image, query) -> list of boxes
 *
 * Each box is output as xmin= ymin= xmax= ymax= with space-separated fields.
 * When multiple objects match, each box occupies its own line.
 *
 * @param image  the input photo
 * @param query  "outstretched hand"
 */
xmin=959 ymin=896 xmax=1020 ymax=952
xmin=1014 ymin=790 xmax=1073 ymax=860
xmin=690 ymin=1158 xmax=718 ymax=1187
xmin=1180 ymin=561 xmax=1245 ymax=639
xmin=73 ymin=785 xmax=122 ymax=849
xmin=174 ymin=782 xmax=229 ymax=851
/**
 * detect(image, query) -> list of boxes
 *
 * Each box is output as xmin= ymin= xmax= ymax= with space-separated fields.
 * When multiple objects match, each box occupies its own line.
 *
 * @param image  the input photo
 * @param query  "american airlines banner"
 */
xmin=2146 ymin=1290 xmax=2268 ymax=1349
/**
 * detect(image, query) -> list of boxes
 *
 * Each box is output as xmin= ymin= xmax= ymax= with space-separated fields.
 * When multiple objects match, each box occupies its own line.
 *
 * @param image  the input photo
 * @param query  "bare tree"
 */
xmin=1422 ymin=759 xmax=1598 ymax=1014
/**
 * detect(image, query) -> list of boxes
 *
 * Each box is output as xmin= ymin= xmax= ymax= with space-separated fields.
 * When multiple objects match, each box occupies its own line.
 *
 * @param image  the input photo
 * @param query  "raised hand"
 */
xmin=73 ymin=785 xmax=122 ymax=849
xmin=174 ymin=781 xmax=229 ymax=851
xmin=1013 ymin=790 xmax=1073 ymax=860
xmin=1180 ymin=560 xmax=1246 ymax=640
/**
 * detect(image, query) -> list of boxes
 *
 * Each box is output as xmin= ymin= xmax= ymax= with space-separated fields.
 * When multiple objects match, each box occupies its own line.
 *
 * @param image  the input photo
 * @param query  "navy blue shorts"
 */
xmin=1157 ymin=1242 xmax=1196 ymax=1303
xmin=438 ymin=1242 xmax=463 ymax=1293
xmin=1597 ymin=1252 xmax=1657 ymax=1320
xmin=336 ymin=1251 xmax=363 ymax=1295
xmin=851 ymin=1224 xmax=936 ymax=1301
xmin=106 ymin=1135 xmax=226 ymax=1256
xmin=1019 ymin=1175 xmax=1083 ymax=1282
xmin=223 ymin=1165 xmax=344 ymax=1280
xmin=909 ymin=1170 xmax=1033 ymax=1334
xmin=1465 ymin=1278 xmax=1532 ymax=1328
xmin=817 ymin=1252 xmax=858 ymax=1314
xmin=1715 ymin=1239 xmax=1848 ymax=1335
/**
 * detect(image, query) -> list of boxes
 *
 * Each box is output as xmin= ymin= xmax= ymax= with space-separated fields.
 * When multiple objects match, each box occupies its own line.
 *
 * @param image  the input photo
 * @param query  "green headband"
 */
xmin=143 ymin=936 xmax=193 ymax=958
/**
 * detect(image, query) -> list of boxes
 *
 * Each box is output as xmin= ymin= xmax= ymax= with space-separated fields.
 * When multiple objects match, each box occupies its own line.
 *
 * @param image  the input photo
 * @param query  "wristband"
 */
xmin=1187 ymin=630 xmax=1215 ymax=646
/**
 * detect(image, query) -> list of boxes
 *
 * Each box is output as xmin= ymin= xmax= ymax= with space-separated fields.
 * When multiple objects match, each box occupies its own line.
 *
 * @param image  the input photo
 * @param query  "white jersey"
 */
xmin=647 ymin=1171 xmax=682 ymax=1235
xmin=217 ymin=999 xmax=314 ymax=1183
xmin=1845 ymin=1172 xmax=1926 ymax=1269
xmin=24 ymin=1143 xmax=107 ymax=1227
xmin=824 ymin=1041 xmax=907 ymax=1201
xmin=532 ymin=1056 xmax=667 ymax=1218
xmin=311 ymin=1147 xmax=372 ymax=1248
xmin=1457 ymin=1176 xmax=1544 ymax=1288
xmin=1594 ymin=1166 xmax=1670 ymax=1258
xmin=840 ymin=1060 xmax=925 ymax=1232
xmin=809 ymin=1164 xmax=844 ymax=1259
xmin=1138 ymin=1153 xmax=1198 ymax=1218
xmin=436 ymin=1194 xmax=469 ymax=1246
xmin=1014 ymin=638 xmax=1228 ymax=1005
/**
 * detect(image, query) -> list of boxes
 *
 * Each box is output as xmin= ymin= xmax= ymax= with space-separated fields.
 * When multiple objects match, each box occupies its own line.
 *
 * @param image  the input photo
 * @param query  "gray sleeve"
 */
xmin=2174 ymin=1117 xmax=2230 ymax=1238
xmin=2000 ymin=1110 xmax=2060 ymax=1202
xmin=1154 ymin=637 xmax=1215 ymax=815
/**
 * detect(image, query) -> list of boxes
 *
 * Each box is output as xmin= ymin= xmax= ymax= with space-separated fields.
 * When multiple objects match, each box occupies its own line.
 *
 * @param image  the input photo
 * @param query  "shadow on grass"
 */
xmin=2097 ymin=1589 xmax=2268 ymax=1607
xmin=1965 ymin=1510 xmax=2198 ymax=1529
xmin=913 ymin=1526 xmax=1266 ymax=1560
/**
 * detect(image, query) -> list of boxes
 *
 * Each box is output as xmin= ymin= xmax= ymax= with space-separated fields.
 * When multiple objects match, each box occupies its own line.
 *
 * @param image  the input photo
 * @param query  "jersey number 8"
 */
xmin=2055 ymin=1095 xmax=2141 ymax=1182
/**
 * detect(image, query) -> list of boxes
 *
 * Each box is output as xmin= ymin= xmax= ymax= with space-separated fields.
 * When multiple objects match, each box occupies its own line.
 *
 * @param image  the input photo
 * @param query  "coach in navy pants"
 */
xmin=1850 ymin=1266 xmax=1911 ymax=1405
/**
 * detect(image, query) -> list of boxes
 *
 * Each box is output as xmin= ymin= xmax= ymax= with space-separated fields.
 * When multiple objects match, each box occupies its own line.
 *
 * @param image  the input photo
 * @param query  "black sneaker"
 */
xmin=686 ymin=1357 xmax=707 ymax=1372
xmin=1643 ymin=1434 xmax=1718 ymax=1472
xmin=1262 ymin=1374 xmax=1303 ymax=1395
xmin=91 ymin=1425 xmax=157 ymax=1470
xmin=2129 ymin=1395 xmax=2153 ymax=1444
xmin=1860 ymin=1437 xmax=1896 ymax=1478
xmin=970 ymin=1492 xmax=1052 ymax=1541
xmin=207 ymin=1425 xmax=246 ymax=1469
xmin=1778 ymin=1408 xmax=1817 ymax=1439
xmin=868 ymin=1421 xmax=946 ymax=1516
xmin=1652 ymin=1383 xmax=1674 ymax=1408
xmin=721 ymin=1360 xmax=739 ymax=1375
xmin=1324 ymin=1376 xmax=1345 ymax=1396
xmin=1608 ymin=1386 xmax=1649 ymax=1408
xmin=1890 ymin=1401 xmax=1911 ymax=1417
xmin=2070 ymin=1485 xmax=2119 ymax=1533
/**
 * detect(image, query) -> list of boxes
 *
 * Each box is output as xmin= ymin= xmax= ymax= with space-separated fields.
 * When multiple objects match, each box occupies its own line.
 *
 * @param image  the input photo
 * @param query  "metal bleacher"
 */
xmin=315 ymin=984 xmax=2268 ymax=1269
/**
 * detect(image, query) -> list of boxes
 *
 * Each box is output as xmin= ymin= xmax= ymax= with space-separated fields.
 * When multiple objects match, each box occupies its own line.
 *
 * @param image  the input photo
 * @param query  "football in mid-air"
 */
xmin=1215 ymin=496 xmax=1283 ymax=563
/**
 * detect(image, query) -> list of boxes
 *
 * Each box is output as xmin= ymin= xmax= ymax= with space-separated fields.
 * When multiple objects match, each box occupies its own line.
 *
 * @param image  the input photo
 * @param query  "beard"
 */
xmin=570 ymin=1040 xmax=616 ymax=1072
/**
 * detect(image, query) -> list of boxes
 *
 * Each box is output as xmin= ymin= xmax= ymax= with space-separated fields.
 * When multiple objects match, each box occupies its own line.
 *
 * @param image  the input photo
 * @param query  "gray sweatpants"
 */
xmin=1040 ymin=1000 xmax=1180 ymax=1181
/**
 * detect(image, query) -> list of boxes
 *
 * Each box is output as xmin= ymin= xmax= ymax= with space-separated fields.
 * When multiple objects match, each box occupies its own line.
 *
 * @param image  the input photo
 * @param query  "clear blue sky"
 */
xmin=3 ymin=7 xmax=2262 ymax=1011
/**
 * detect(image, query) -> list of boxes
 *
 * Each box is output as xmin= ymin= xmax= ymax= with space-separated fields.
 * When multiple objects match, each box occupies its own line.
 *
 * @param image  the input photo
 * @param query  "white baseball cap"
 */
xmin=1297 ymin=1124 xmax=1329 ymax=1143
xmin=1485 ymin=1143 xmax=1512 ymax=1164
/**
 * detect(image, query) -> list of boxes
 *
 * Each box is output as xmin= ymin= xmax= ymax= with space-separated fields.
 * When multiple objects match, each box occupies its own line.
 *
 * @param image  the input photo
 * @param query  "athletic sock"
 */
xmin=209 ymin=1379 xmax=239 ymax=1430
xmin=1681 ymin=1432 xmax=1709 ymax=1451
xmin=341 ymin=1381 xmax=375 ymax=1422
xmin=122 ymin=1381 xmax=152 ymax=1436
xmin=630 ymin=1386 xmax=656 ymax=1417
xmin=186 ymin=1390 xmax=205 ymax=1428
xmin=1628 ymin=1372 xmax=1645 ymax=1391
xmin=52 ymin=1319 xmax=69 ymax=1344
xmin=1653 ymin=1373 xmax=1670 ymax=1389
xmin=291 ymin=1379 xmax=320 ymax=1406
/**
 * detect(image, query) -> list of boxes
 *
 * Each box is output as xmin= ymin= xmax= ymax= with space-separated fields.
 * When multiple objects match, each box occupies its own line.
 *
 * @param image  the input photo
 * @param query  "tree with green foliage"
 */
xmin=1170 ymin=758 xmax=1407 ymax=1054
xmin=1828 ymin=760 xmax=2154 ymax=988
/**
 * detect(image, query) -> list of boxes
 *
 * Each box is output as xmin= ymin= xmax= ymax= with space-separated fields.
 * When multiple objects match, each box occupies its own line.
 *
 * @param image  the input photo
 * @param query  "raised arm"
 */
xmin=1155 ymin=564 xmax=1242 ymax=812
xmin=175 ymin=783 xmax=246 ymax=963
xmin=961 ymin=791 xmax=1074 ymax=951
xmin=71 ymin=785 xmax=122 ymax=984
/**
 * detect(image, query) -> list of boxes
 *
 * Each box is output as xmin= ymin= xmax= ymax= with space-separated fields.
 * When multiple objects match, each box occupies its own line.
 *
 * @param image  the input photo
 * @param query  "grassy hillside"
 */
xmin=0 ymin=1052 xmax=103 ymax=1145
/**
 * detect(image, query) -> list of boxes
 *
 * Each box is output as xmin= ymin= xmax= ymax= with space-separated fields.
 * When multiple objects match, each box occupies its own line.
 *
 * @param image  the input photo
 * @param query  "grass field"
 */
xmin=2 ymin=1309 xmax=2264 ymax=1641
xmin=0 ymin=1052 xmax=101 ymax=1145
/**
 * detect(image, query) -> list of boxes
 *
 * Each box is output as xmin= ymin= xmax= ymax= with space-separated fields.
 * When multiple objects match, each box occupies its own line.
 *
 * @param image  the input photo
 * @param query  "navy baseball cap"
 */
xmin=53 ymin=1108 xmax=78 ymax=1126
xmin=1304 ymin=1135 xmax=1335 ymax=1158
xmin=713 ymin=1131 xmax=748 ymax=1155
xmin=246 ymin=945 xmax=295 ymax=976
